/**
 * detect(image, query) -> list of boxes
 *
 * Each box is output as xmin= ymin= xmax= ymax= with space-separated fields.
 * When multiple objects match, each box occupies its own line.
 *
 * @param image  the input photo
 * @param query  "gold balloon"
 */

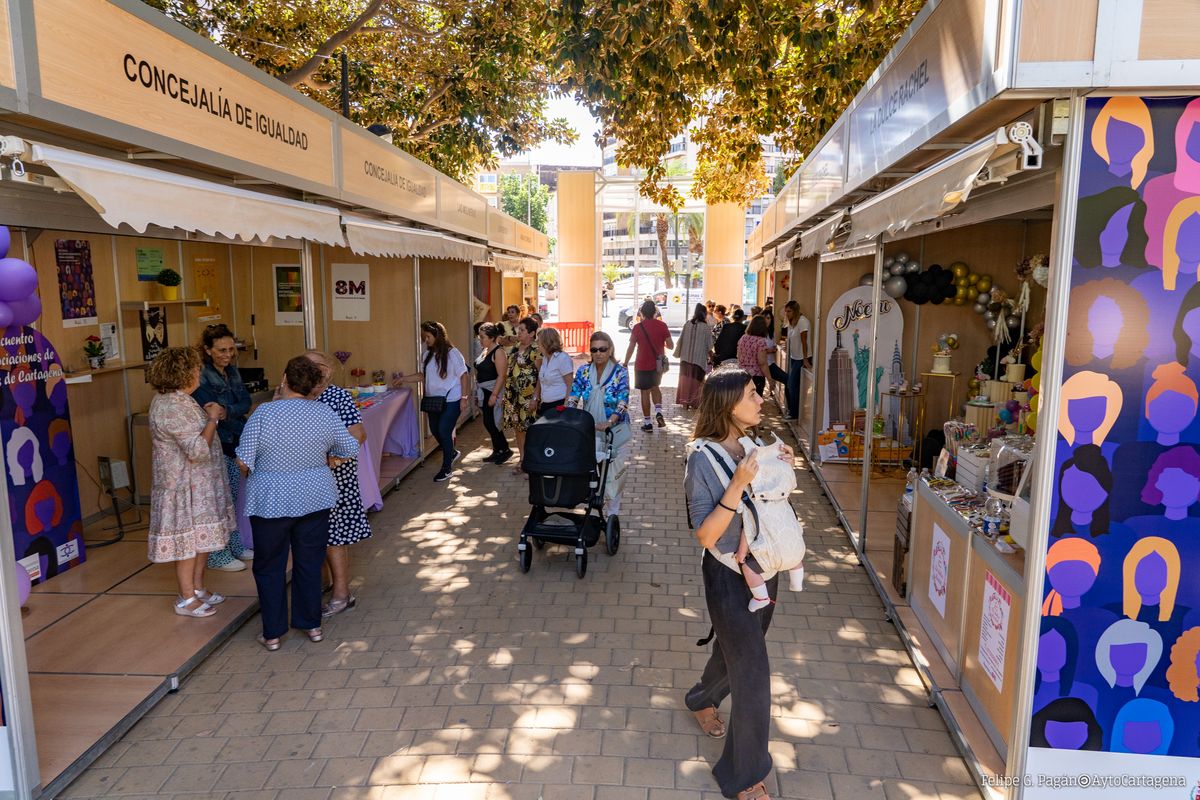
xmin=955 ymin=286 xmax=968 ymax=299
xmin=954 ymin=296 xmax=967 ymax=305
xmin=1031 ymin=347 xmax=1042 ymax=371
xmin=1026 ymin=410 xmax=1038 ymax=432
xmin=955 ymin=276 xmax=968 ymax=288
xmin=977 ymin=276 xmax=993 ymax=292
xmin=1030 ymin=394 xmax=1039 ymax=413
xmin=966 ymin=287 xmax=979 ymax=300
xmin=968 ymin=273 xmax=979 ymax=285
xmin=951 ymin=262 xmax=969 ymax=279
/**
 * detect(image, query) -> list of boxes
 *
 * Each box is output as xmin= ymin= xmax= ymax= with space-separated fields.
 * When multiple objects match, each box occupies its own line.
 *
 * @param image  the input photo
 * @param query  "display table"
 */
xmin=907 ymin=479 xmax=1026 ymax=759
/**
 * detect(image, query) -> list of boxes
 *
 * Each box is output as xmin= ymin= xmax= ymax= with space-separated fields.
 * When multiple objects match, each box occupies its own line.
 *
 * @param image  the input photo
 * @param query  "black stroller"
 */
xmin=518 ymin=406 xmax=620 ymax=578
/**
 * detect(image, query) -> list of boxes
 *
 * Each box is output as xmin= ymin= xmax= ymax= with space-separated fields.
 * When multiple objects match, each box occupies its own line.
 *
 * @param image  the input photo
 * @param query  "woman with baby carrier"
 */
xmin=682 ymin=365 xmax=797 ymax=800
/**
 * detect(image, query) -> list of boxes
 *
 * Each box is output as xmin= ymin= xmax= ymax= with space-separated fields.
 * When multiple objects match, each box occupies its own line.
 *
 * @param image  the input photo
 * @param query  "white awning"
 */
xmin=492 ymin=252 xmax=527 ymax=275
xmin=748 ymin=254 xmax=764 ymax=272
xmin=342 ymin=214 xmax=488 ymax=262
xmin=761 ymin=246 xmax=777 ymax=273
xmin=29 ymin=143 xmax=345 ymax=245
xmin=798 ymin=210 xmax=846 ymax=259
xmin=847 ymin=132 xmax=1002 ymax=246
xmin=776 ymin=234 xmax=800 ymax=265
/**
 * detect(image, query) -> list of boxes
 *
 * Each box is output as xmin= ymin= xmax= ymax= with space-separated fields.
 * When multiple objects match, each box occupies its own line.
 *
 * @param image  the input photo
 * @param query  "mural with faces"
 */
xmin=1030 ymin=96 xmax=1200 ymax=766
xmin=0 ymin=226 xmax=85 ymax=583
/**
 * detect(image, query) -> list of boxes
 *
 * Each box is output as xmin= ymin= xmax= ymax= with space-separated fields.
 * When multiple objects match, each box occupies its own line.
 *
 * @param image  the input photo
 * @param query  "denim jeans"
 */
xmin=250 ymin=509 xmax=329 ymax=639
xmin=480 ymin=389 xmax=508 ymax=455
xmin=686 ymin=552 xmax=778 ymax=797
xmin=427 ymin=399 xmax=461 ymax=472
xmin=768 ymin=358 xmax=804 ymax=419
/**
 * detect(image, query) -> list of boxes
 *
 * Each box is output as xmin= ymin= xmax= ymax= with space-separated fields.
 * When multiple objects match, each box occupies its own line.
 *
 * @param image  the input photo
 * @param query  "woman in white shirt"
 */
xmin=770 ymin=300 xmax=810 ymax=420
xmin=419 ymin=321 xmax=470 ymax=482
xmin=535 ymin=327 xmax=576 ymax=416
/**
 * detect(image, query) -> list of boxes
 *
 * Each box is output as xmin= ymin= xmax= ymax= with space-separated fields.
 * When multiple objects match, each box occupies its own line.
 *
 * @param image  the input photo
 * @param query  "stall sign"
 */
xmin=273 ymin=265 xmax=303 ymax=326
xmin=978 ymin=571 xmax=1011 ymax=692
xmin=928 ymin=523 xmax=950 ymax=619
xmin=488 ymin=208 xmax=516 ymax=249
xmin=331 ymin=263 xmax=370 ymax=322
xmin=135 ymin=247 xmax=163 ymax=283
xmin=438 ymin=176 xmax=488 ymax=238
xmin=341 ymin=131 xmax=437 ymax=223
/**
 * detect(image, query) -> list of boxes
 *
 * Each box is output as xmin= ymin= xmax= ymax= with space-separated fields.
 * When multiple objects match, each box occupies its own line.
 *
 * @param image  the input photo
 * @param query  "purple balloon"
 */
xmin=15 ymin=561 xmax=30 ymax=606
xmin=0 ymin=226 xmax=10 ymax=260
xmin=1006 ymin=399 xmax=1022 ymax=413
xmin=7 ymin=294 xmax=40 ymax=326
xmin=0 ymin=302 xmax=13 ymax=330
xmin=0 ymin=258 xmax=37 ymax=302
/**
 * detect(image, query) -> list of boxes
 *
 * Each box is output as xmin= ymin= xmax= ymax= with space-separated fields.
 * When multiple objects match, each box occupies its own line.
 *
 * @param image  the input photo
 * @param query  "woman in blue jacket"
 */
xmin=566 ymin=331 xmax=630 ymax=517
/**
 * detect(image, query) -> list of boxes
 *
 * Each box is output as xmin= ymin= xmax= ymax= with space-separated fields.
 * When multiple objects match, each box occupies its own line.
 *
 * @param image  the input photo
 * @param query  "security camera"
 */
xmin=1006 ymin=122 xmax=1043 ymax=171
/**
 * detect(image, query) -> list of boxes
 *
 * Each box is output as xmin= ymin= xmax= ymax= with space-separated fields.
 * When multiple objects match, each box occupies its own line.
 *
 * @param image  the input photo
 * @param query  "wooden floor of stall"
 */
xmin=802 ymin=443 xmax=1005 ymax=800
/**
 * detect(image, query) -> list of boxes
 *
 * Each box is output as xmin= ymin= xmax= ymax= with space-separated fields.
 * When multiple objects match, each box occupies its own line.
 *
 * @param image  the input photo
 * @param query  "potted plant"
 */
xmin=156 ymin=268 xmax=182 ymax=301
xmin=83 ymin=335 xmax=105 ymax=369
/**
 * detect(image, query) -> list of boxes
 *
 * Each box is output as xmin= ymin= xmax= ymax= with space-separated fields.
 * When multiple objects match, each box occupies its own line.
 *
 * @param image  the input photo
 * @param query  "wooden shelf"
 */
xmin=119 ymin=298 xmax=210 ymax=312
xmin=63 ymin=361 xmax=148 ymax=383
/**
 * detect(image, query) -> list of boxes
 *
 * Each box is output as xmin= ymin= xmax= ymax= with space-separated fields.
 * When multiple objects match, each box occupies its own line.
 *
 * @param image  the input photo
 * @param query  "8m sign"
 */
xmin=332 ymin=263 xmax=370 ymax=321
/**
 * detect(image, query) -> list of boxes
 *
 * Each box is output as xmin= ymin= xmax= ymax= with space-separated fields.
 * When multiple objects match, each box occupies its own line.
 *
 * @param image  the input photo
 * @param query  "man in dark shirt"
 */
xmin=713 ymin=307 xmax=746 ymax=365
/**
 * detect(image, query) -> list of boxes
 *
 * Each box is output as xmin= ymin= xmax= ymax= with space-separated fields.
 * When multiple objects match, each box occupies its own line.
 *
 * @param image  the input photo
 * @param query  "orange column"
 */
xmin=704 ymin=202 xmax=746 ymax=306
xmin=556 ymin=171 xmax=598 ymax=325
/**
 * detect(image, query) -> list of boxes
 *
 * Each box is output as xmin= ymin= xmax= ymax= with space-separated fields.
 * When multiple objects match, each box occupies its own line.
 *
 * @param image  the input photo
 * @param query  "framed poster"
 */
xmin=139 ymin=306 xmax=168 ymax=362
xmin=191 ymin=256 xmax=221 ymax=315
xmin=928 ymin=523 xmax=950 ymax=619
xmin=135 ymin=247 xmax=163 ymax=282
xmin=978 ymin=571 xmax=1011 ymax=692
xmin=53 ymin=240 xmax=98 ymax=327
xmin=331 ymin=263 xmax=370 ymax=322
xmin=274 ymin=265 xmax=303 ymax=326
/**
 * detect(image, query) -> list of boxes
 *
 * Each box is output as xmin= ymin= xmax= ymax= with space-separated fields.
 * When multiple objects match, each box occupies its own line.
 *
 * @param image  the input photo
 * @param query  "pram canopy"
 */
xmin=524 ymin=406 xmax=597 ymax=477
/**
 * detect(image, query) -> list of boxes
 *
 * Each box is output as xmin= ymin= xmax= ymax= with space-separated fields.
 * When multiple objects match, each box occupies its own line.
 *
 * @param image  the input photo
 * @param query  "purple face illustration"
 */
xmin=1187 ymin=121 xmax=1200 ymax=164
xmin=1177 ymin=213 xmax=1200 ymax=270
xmin=1087 ymin=296 xmax=1122 ymax=357
xmin=1106 ymin=118 xmax=1145 ymax=176
xmin=1183 ymin=308 xmax=1200 ymax=359
xmin=1121 ymin=721 xmax=1163 ymax=754
xmin=49 ymin=432 xmax=70 ymax=465
xmin=1133 ymin=551 xmax=1169 ymax=602
xmin=1099 ymin=204 xmax=1135 ymax=267
xmin=34 ymin=497 xmax=55 ymax=531
xmin=16 ymin=439 xmax=34 ymax=476
xmin=1067 ymin=396 xmax=1108 ymax=445
xmin=1048 ymin=561 xmax=1097 ymax=609
xmin=1038 ymin=629 xmax=1068 ymax=679
xmin=11 ymin=378 xmax=34 ymax=417
xmin=1109 ymin=642 xmax=1149 ymax=685
xmin=1147 ymin=390 xmax=1196 ymax=445
xmin=1062 ymin=466 xmax=1107 ymax=526
xmin=1155 ymin=466 xmax=1200 ymax=519
xmin=1044 ymin=720 xmax=1090 ymax=750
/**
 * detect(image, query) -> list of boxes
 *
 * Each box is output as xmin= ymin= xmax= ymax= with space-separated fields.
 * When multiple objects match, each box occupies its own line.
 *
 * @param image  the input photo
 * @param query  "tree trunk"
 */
xmin=655 ymin=213 xmax=674 ymax=289
xmin=281 ymin=0 xmax=387 ymax=88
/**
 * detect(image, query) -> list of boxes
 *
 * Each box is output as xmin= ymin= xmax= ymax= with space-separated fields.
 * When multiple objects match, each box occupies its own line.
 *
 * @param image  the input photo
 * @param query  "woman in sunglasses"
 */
xmin=566 ymin=331 xmax=631 ymax=517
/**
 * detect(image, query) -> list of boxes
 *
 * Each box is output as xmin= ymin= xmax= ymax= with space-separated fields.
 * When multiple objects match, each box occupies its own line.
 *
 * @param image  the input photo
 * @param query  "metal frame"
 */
xmin=856 ymin=238 xmax=886 ymax=553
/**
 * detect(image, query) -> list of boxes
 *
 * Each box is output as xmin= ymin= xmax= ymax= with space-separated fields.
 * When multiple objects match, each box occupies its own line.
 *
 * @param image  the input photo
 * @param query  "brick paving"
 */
xmin=63 ymin=389 xmax=982 ymax=800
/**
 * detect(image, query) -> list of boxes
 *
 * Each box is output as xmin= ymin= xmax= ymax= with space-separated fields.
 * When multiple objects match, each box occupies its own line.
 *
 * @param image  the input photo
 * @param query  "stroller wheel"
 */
xmin=575 ymin=548 xmax=588 ymax=579
xmin=519 ymin=541 xmax=532 ymax=573
xmin=532 ymin=537 xmax=545 ymax=551
xmin=605 ymin=515 xmax=621 ymax=556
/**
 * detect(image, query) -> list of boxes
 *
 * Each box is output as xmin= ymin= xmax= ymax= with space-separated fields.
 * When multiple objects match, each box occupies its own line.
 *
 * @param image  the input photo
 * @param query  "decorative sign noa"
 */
xmin=832 ymin=297 xmax=893 ymax=331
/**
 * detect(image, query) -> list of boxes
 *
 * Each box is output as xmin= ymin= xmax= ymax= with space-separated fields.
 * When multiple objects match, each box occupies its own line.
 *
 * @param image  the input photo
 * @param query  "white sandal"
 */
xmin=194 ymin=589 xmax=226 ymax=605
xmin=174 ymin=596 xmax=216 ymax=618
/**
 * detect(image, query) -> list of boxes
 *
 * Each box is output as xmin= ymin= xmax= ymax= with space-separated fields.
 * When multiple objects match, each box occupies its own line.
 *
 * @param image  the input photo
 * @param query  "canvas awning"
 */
xmin=776 ymin=234 xmax=800 ymax=265
xmin=342 ymin=214 xmax=488 ymax=261
xmin=798 ymin=210 xmax=846 ymax=259
xmin=846 ymin=132 xmax=1002 ymax=245
xmin=492 ymin=252 xmax=527 ymax=274
xmin=29 ymin=143 xmax=345 ymax=245
xmin=761 ymin=246 xmax=777 ymax=272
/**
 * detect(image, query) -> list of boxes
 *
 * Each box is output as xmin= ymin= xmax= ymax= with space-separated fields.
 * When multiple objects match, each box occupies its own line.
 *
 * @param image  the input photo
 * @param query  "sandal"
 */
xmin=194 ymin=589 xmax=225 ymax=605
xmin=256 ymin=634 xmax=281 ymax=652
xmin=322 ymin=595 xmax=357 ymax=618
xmin=174 ymin=596 xmax=216 ymax=618
xmin=692 ymin=706 xmax=727 ymax=738
xmin=306 ymin=627 xmax=324 ymax=643
xmin=737 ymin=782 xmax=770 ymax=800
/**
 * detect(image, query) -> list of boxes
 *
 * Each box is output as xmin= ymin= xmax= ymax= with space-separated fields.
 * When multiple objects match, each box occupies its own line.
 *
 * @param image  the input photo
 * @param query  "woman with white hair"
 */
xmin=566 ymin=330 xmax=631 ymax=517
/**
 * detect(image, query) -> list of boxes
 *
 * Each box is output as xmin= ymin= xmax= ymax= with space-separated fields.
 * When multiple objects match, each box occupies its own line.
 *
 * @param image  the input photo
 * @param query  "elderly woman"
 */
xmin=237 ymin=356 xmax=359 ymax=650
xmin=191 ymin=323 xmax=252 ymax=571
xmin=503 ymin=317 xmax=541 ymax=473
xmin=674 ymin=303 xmax=713 ymax=409
xmin=534 ymin=327 xmax=575 ymax=416
xmin=147 ymin=347 xmax=234 ymax=618
xmin=305 ymin=351 xmax=371 ymax=618
xmin=566 ymin=331 xmax=631 ymax=517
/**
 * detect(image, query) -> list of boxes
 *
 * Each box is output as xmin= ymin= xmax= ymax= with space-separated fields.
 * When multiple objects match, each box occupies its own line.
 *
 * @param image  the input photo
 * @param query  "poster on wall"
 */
xmin=928 ymin=523 xmax=950 ymax=619
xmin=978 ymin=571 xmax=1011 ymax=692
xmin=191 ymin=256 xmax=221 ymax=318
xmin=1023 ymin=95 xmax=1200 ymax=795
xmin=135 ymin=247 xmax=163 ymax=282
xmin=0 ymin=228 xmax=86 ymax=586
xmin=274 ymin=265 xmax=303 ymax=326
xmin=816 ymin=285 xmax=904 ymax=461
xmin=53 ymin=240 xmax=98 ymax=328
xmin=139 ymin=307 xmax=168 ymax=362
xmin=331 ymin=263 xmax=370 ymax=322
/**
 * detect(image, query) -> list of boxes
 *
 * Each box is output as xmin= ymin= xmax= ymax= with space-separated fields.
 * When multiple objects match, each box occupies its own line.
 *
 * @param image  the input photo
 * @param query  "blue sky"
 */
xmin=522 ymin=94 xmax=602 ymax=167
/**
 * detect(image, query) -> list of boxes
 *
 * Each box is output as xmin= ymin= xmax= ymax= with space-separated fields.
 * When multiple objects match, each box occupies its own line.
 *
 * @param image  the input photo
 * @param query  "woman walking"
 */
xmin=674 ymin=303 xmax=712 ymax=409
xmin=773 ymin=300 xmax=810 ymax=420
xmin=237 ymin=355 xmax=359 ymax=650
xmin=191 ymin=323 xmax=253 ymax=571
xmin=502 ymin=317 xmax=541 ymax=474
xmin=737 ymin=316 xmax=771 ymax=396
xmin=147 ymin=347 xmax=234 ymax=618
xmin=566 ymin=331 xmax=631 ymax=517
xmin=474 ymin=323 xmax=511 ymax=464
xmin=305 ymin=351 xmax=371 ymax=619
xmin=683 ymin=366 xmax=793 ymax=800
xmin=419 ymin=321 xmax=470 ymax=483
xmin=623 ymin=299 xmax=673 ymax=432
xmin=535 ymin=327 xmax=575 ymax=415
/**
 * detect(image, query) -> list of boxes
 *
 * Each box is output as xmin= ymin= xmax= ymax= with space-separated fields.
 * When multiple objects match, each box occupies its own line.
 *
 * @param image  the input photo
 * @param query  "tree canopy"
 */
xmin=498 ymin=174 xmax=550 ymax=233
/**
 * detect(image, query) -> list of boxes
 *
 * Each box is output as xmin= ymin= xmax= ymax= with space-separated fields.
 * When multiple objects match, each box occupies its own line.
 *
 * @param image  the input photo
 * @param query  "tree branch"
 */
xmin=281 ymin=0 xmax=388 ymax=88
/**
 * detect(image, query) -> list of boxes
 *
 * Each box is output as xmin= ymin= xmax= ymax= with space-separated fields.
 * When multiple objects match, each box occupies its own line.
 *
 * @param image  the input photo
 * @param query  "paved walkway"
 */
xmin=62 ymin=391 xmax=982 ymax=800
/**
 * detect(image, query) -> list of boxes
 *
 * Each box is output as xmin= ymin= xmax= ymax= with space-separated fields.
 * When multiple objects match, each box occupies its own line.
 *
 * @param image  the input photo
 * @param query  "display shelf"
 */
xmin=63 ymin=361 xmax=148 ymax=384
xmin=119 ymin=298 xmax=210 ymax=312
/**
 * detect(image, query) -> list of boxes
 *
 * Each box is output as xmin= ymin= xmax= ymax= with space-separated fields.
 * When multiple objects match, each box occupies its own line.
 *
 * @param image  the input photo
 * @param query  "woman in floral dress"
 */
xmin=147 ymin=346 xmax=235 ymax=618
xmin=502 ymin=317 xmax=541 ymax=474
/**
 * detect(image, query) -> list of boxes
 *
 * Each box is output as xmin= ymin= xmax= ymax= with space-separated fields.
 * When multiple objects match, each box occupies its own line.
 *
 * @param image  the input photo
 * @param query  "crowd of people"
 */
xmin=143 ymin=295 xmax=810 ymax=799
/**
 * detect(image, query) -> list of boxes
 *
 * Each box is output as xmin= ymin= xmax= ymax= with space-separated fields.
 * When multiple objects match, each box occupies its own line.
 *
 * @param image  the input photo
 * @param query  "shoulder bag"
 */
xmin=637 ymin=322 xmax=670 ymax=374
xmin=419 ymin=353 xmax=447 ymax=413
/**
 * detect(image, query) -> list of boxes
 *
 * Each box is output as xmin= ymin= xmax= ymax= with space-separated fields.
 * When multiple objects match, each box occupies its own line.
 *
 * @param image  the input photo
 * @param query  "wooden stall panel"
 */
xmin=229 ymin=245 xmax=306 ymax=377
xmin=112 ymin=236 xmax=185 ymax=378
xmin=501 ymin=277 xmax=524 ymax=314
xmin=419 ymin=259 xmax=471 ymax=354
xmin=961 ymin=547 xmax=1026 ymax=756
xmin=1138 ymin=0 xmax=1200 ymax=61
xmin=1018 ymin=0 xmax=1097 ymax=63
xmin=907 ymin=489 xmax=970 ymax=673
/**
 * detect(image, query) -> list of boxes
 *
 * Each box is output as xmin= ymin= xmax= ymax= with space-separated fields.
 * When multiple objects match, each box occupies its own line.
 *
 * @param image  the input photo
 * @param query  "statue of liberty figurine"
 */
xmin=852 ymin=330 xmax=884 ymax=410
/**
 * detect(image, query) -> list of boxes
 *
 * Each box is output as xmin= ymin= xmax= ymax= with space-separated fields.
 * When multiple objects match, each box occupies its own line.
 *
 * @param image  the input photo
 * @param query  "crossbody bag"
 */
xmin=636 ymin=322 xmax=670 ymax=374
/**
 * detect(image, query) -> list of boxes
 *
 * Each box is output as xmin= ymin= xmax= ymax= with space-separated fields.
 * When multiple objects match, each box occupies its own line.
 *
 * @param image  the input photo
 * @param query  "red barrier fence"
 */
xmin=554 ymin=321 xmax=594 ymax=355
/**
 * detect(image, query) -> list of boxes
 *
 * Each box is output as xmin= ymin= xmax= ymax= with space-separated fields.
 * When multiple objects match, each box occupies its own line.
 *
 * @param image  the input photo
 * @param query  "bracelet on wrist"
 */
xmin=718 ymin=500 xmax=737 ymax=513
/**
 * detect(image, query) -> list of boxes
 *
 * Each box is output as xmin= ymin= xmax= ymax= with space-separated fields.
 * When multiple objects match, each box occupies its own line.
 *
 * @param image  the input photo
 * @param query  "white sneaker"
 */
xmin=212 ymin=558 xmax=247 ymax=572
xmin=239 ymin=549 xmax=254 ymax=560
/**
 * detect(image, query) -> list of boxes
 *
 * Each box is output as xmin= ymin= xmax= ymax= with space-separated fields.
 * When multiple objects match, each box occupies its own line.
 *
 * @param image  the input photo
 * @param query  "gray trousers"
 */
xmin=686 ymin=551 xmax=778 ymax=798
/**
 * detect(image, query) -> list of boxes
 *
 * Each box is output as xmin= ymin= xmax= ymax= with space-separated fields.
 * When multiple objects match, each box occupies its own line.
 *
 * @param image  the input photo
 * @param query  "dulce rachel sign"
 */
xmin=0 ymin=226 xmax=85 ymax=587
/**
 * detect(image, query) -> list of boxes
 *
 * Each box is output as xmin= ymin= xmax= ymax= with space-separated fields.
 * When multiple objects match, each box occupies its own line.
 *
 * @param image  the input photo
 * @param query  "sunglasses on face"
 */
xmin=590 ymin=346 xmax=609 ymax=353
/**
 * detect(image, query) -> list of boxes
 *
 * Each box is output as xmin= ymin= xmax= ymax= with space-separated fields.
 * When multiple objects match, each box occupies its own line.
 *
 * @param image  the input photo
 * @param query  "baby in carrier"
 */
xmin=692 ymin=435 xmax=806 ymax=611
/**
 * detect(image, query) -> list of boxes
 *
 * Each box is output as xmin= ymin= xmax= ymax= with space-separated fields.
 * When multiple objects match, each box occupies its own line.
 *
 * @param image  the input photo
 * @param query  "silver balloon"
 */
xmin=984 ymin=310 xmax=997 ymax=323
xmin=884 ymin=256 xmax=896 ymax=268
xmin=905 ymin=260 xmax=921 ymax=274
xmin=895 ymin=253 xmax=910 ymax=264
xmin=972 ymin=303 xmax=987 ymax=314
xmin=883 ymin=275 xmax=908 ymax=298
xmin=976 ymin=292 xmax=991 ymax=306
xmin=888 ymin=262 xmax=905 ymax=276
xmin=1006 ymin=314 xmax=1021 ymax=328
xmin=859 ymin=272 xmax=874 ymax=286
xmin=986 ymin=318 xmax=998 ymax=330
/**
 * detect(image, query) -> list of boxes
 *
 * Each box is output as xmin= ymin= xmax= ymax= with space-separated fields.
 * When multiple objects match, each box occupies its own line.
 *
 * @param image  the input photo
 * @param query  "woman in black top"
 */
xmin=713 ymin=308 xmax=747 ymax=366
xmin=474 ymin=323 xmax=511 ymax=463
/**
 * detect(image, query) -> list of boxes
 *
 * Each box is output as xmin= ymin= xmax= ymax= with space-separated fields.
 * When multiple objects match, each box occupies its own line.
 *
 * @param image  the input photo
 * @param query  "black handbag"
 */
xmin=420 ymin=394 xmax=447 ymax=413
